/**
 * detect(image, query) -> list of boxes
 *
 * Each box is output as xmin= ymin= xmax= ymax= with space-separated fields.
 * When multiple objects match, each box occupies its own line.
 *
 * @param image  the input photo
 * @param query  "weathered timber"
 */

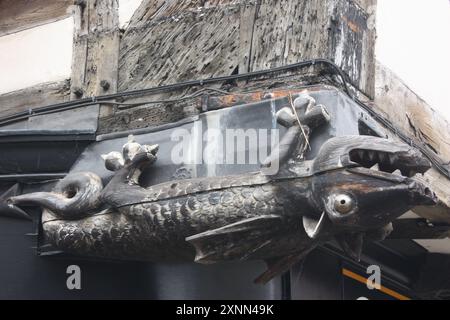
xmin=389 ymin=219 xmax=450 ymax=240
xmin=0 ymin=0 xmax=72 ymax=37
xmin=0 ymin=80 xmax=70 ymax=119
xmin=98 ymin=63 xmax=340 ymax=134
xmin=119 ymin=1 xmax=240 ymax=91
xmin=126 ymin=0 xmax=234 ymax=24
xmin=354 ymin=0 xmax=377 ymax=13
xmin=118 ymin=0 xmax=376 ymax=97
xmin=373 ymin=63 xmax=450 ymax=224
xmin=375 ymin=63 xmax=450 ymax=161
xmin=70 ymin=0 xmax=120 ymax=109
xmin=103 ymin=0 xmax=375 ymax=133
xmin=248 ymin=0 xmax=375 ymax=98
xmin=97 ymin=99 xmax=199 ymax=134
xmin=238 ymin=2 xmax=258 ymax=74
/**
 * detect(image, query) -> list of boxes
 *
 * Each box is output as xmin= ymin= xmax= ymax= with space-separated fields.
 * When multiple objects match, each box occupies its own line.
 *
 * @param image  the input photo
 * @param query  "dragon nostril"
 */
xmin=65 ymin=189 xmax=77 ymax=199
xmin=424 ymin=188 xmax=433 ymax=197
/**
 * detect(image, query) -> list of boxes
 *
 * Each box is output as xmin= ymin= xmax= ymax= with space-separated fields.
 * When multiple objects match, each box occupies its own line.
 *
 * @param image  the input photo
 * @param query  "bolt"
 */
xmin=100 ymin=80 xmax=110 ymax=91
xmin=72 ymin=87 xmax=84 ymax=98
xmin=263 ymin=93 xmax=274 ymax=100
xmin=121 ymin=114 xmax=131 ymax=124
xmin=74 ymin=0 xmax=86 ymax=9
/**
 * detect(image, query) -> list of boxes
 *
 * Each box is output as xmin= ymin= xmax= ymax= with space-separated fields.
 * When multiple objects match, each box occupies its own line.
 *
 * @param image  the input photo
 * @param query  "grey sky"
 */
xmin=377 ymin=0 xmax=450 ymax=121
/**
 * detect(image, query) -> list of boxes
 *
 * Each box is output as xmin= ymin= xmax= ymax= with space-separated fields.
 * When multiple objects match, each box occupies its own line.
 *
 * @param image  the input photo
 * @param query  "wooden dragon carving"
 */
xmin=7 ymin=96 xmax=437 ymax=283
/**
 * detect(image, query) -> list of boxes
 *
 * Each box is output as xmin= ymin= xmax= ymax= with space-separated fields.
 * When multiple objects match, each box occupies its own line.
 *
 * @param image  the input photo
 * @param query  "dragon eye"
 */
xmin=334 ymin=194 xmax=354 ymax=214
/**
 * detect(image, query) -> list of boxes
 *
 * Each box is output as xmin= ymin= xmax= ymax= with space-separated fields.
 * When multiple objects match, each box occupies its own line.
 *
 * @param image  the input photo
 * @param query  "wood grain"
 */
xmin=70 ymin=0 xmax=120 ymax=103
xmin=0 ymin=80 xmax=70 ymax=118
xmin=0 ymin=0 xmax=72 ymax=37
xmin=374 ymin=63 xmax=450 ymax=223
xmin=118 ymin=0 xmax=376 ymax=97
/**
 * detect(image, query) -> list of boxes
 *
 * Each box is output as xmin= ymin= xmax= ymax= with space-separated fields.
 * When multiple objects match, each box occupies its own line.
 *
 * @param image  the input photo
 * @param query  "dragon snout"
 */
xmin=408 ymin=181 xmax=438 ymax=206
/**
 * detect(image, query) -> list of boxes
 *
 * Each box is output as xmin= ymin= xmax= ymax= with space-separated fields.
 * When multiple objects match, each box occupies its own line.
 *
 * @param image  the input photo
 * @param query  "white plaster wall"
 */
xmin=377 ymin=0 xmax=450 ymax=121
xmin=0 ymin=17 xmax=74 ymax=94
xmin=0 ymin=1 xmax=143 ymax=95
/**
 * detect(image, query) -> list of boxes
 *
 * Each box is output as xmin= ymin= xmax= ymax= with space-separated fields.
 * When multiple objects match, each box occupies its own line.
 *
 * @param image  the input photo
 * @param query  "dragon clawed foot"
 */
xmin=102 ymin=135 xmax=159 ymax=172
xmin=276 ymin=93 xmax=330 ymax=130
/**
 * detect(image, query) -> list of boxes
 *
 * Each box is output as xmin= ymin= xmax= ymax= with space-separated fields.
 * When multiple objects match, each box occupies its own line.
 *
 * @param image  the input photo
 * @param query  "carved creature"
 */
xmin=7 ymin=96 xmax=437 ymax=283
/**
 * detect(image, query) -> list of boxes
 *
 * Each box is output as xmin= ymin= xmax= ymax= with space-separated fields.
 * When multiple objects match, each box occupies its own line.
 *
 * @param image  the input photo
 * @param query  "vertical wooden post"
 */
xmin=70 ymin=0 xmax=119 ymax=116
xmin=239 ymin=2 xmax=258 ymax=74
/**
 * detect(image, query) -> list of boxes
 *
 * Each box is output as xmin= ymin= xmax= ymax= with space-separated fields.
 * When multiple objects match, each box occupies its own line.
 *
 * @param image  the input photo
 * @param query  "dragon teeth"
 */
xmin=401 ymin=169 xmax=409 ymax=177
xmin=368 ymin=151 xmax=376 ymax=161
xmin=392 ymin=169 xmax=402 ymax=176
xmin=378 ymin=152 xmax=387 ymax=163
xmin=370 ymin=163 xmax=380 ymax=171
xmin=357 ymin=150 xmax=365 ymax=159
xmin=388 ymin=154 xmax=397 ymax=165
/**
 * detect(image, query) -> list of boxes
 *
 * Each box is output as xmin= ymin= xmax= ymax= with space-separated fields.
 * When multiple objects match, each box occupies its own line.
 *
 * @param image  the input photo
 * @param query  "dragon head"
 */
xmin=303 ymin=136 xmax=437 ymax=243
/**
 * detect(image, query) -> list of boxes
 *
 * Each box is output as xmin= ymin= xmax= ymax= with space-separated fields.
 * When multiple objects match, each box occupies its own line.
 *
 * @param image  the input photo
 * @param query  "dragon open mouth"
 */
xmin=349 ymin=148 xmax=430 ymax=178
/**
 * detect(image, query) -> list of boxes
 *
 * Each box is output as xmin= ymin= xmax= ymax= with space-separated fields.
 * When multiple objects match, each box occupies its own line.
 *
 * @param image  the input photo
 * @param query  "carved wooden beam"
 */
xmin=389 ymin=219 xmax=450 ymax=240
xmin=373 ymin=63 xmax=450 ymax=224
xmin=0 ymin=80 xmax=70 ymax=119
xmin=6 ymin=96 xmax=439 ymax=283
